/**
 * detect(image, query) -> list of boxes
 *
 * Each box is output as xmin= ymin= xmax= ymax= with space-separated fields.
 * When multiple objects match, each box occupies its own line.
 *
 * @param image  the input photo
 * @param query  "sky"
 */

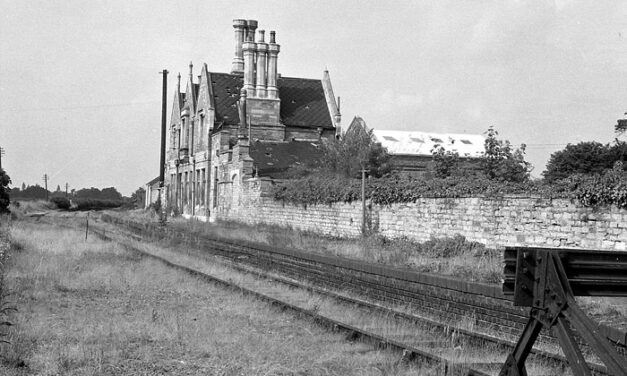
xmin=1 ymin=1 xmax=627 ymax=196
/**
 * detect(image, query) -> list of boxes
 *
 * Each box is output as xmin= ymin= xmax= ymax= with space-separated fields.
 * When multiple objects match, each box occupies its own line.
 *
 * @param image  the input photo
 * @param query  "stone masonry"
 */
xmin=218 ymin=182 xmax=627 ymax=251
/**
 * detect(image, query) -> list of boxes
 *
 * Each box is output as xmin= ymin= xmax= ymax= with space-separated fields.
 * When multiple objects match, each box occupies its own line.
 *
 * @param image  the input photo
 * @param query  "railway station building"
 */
xmin=163 ymin=19 xmax=341 ymax=221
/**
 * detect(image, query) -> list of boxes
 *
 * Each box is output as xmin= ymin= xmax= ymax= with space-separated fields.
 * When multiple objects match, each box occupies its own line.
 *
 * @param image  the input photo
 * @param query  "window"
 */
xmin=199 ymin=114 xmax=205 ymax=148
xmin=200 ymin=169 xmax=206 ymax=205
xmin=183 ymin=172 xmax=188 ymax=205
xmin=196 ymin=170 xmax=201 ymax=206
xmin=182 ymin=119 xmax=187 ymax=148
xmin=461 ymin=139 xmax=472 ymax=145
xmin=410 ymin=137 xmax=424 ymax=143
xmin=213 ymin=167 xmax=218 ymax=208
xmin=383 ymin=136 xmax=398 ymax=142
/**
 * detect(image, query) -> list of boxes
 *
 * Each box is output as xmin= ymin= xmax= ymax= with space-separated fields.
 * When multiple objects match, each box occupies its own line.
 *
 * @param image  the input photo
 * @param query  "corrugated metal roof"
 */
xmin=373 ymin=130 xmax=485 ymax=157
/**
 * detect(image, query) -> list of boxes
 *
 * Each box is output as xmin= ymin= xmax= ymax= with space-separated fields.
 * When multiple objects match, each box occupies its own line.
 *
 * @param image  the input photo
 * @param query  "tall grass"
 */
xmin=0 ymin=220 xmax=432 ymax=375
xmin=116 ymin=210 xmax=503 ymax=283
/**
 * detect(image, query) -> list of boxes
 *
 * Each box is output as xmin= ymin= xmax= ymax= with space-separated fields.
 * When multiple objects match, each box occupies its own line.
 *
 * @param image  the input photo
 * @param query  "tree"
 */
xmin=21 ymin=182 xmax=25 ymax=191
xmin=55 ymin=184 xmax=61 ymax=192
xmin=431 ymin=145 xmax=460 ymax=178
xmin=321 ymin=124 xmax=391 ymax=178
xmin=481 ymin=127 xmax=531 ymax=182
xmin=542 ymin=141 xmax=626 ymax=182
xmin=130 ymin=187 xmax=146 ymax=208
xmin=0 ymin=169 xmax=11 ymax=213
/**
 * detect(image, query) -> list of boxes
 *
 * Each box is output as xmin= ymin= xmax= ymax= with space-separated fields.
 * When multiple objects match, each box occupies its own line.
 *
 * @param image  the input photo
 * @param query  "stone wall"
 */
xmin=216 ymin=180 xmax=627 ymax=251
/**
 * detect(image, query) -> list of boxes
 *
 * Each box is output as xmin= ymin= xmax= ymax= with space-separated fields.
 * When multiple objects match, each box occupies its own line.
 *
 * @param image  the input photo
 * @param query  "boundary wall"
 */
xmin=217 ymin=178 xmax=627 ymax=251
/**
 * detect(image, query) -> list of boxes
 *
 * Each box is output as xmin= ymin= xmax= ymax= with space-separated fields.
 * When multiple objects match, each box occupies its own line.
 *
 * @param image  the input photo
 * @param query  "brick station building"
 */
xmin=163 ymin=19 xmax=341 ymax=221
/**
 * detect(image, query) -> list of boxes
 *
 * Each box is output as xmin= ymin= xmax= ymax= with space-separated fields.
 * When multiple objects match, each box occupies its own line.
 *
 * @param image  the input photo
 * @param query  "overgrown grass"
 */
xmin=0 ymin=220 xmax=434 ymax=375
xmin=91 ymin=219 xmax=568 ymax=375
xmin=0 ymin=220 xmax=14 ymax=360
xmin=120 ymin=209 xmax=503 ymax=283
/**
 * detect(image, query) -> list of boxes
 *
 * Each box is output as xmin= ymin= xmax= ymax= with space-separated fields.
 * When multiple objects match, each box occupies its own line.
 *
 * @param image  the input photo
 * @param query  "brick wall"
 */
xmin=217 ymin=179 xmax=627 ymax=251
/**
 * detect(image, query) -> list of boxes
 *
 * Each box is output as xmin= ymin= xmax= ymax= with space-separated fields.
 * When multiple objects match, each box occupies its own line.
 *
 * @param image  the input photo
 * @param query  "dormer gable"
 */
xmin=196 ymin=63 xmax=214 ymax=117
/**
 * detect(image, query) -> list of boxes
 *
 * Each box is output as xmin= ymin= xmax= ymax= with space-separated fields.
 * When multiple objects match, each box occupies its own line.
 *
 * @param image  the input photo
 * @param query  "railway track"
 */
xmin=80 ymin=214 xmax=626 ymax=375
xmin=67 ymin=220 xmax=491 ymax=375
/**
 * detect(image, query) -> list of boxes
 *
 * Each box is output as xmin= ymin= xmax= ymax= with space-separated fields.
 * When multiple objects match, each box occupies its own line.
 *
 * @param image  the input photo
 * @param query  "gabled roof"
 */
xmin=372 ymin=129 xmax=485 ymax=158
xmin=278 ymin=76 xmax=333 ymax=128
xmin=207 ymin=72 xmax=334 ymax=129
xmin=145 ymin=176 xmax=160 ymax=187
xmin=250 ymin=140 xmax=323 ymax=179
xmin=209 ymin=73 xmax=241 ymax=124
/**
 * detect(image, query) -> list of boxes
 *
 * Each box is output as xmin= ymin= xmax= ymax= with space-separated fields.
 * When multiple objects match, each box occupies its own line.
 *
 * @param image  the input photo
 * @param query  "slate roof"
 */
xmin=249 ymin=141 xmax=324 ymax=179
xmin=208 ymin=73 xmax=333 ymax=129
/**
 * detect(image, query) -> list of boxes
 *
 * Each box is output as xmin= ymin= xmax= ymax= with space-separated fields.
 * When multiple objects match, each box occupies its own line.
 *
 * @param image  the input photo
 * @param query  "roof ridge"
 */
xmin=278 ymin=76 xmax=321 ymax=82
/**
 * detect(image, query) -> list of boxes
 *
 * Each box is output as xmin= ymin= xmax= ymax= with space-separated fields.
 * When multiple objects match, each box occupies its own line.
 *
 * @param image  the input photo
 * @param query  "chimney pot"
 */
xmin=246 ymin=19 xmax=258 ymax=42
xmin=267 ymin=31 xmax=280 ymax=99
xmin=258 ymin=30 xmax=265 ymax=42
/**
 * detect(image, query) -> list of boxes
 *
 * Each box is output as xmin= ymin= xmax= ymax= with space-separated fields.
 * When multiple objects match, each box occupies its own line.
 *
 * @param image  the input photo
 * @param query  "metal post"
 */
xmin=43 ymin=174 xmax=48 ymax=201
xmin=85 ymin=212 xmax=89 ymax=240
xmin=361 ymin=168 xmax=366 ymax=234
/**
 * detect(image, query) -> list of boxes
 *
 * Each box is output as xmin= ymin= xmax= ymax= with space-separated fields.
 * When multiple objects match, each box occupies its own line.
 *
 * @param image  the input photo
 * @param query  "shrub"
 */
xmin=543 ymin=141 xmax=626 ymax=182
xmin=73 ymin=198 xmax=123 ymax=211
xmin=273 ymin=173 xmax=547 ymax=206
xmin=0 ymin=169 xmax=11 ymax=214
xmin=572 ymin=162 xmax=627 ymax=209
xmin=50 ymin=196 xmax=71 ymax=210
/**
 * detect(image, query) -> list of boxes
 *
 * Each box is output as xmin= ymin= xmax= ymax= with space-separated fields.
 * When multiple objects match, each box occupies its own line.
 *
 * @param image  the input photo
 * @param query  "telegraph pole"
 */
xmin=159 ymin=69 xmax=168 ymax=187
xmin=159 ymin=69 xmax=168 ymax=223
xmin=0 ymin=147 xmax=5 ymax=170
xmin=65 ymin=182 xmax=69 ymax=197
xmin=361 ymin=168 xmax=367 ymax=234
xmin=42 ymin=174 xmax=49 ymax=201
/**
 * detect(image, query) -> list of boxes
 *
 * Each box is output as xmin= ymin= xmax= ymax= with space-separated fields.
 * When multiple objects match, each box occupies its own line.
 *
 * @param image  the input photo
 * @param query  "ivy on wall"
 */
xmin=273 ymin=168 xmax=627 ymax=209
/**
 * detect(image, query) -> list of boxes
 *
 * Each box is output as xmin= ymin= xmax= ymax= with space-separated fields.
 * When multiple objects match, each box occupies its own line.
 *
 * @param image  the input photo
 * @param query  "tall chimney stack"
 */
xmin=242 ymin=28 xmax=257 ymax=96
xmin=255 ymin=30 xmax=268 ymax=98
xmin=238 ymin=88 xmax=248 ymax=138
xmin=267 ymin=30 xmax=280 ymax=99
xmin=231 ymin=19 xmax=247 ymax=74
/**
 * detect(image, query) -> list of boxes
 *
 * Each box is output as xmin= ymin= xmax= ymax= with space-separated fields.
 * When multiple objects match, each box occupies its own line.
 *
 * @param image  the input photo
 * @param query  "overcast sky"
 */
xmin=1 ymin=1 xmax=626 ymax=195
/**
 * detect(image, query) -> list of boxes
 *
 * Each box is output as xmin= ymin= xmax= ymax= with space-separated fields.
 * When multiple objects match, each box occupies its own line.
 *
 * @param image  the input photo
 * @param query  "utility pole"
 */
xmin=42 ymin=174 xmax=49 ymax=201
xmin=65 ymin=182 xmax=69 ymax=197
xmin=0 ymin=147 xmax=5 ymax=170
xmin=361 ymin=168 xmax=367 ymax=235
xmin=159 ymin=69 xmax=168 ymax=223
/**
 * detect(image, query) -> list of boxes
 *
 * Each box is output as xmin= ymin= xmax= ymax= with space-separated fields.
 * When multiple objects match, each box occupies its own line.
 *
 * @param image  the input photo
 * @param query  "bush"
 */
xmin=73 ymin=198 xmax=123 ymax=211
xmin=572 ymin=162 xmax=627 ymax=209
xmin=273 ymin=173 xmax=547 ymax=206
xmin=0 ymin=169 xmax=11 ymax=214
xmin=50 ymin=196 xmax=71 ymax=210
xmin=543 ymin=141 xmax=626 ymax=182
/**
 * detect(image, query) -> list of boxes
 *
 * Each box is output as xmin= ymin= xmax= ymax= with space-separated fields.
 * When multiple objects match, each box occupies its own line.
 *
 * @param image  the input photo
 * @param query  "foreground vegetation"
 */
xmin=127 ymin=209 xmax=503 ymax=283
xmin=0 ymin=219 xmax=428 ymax=375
